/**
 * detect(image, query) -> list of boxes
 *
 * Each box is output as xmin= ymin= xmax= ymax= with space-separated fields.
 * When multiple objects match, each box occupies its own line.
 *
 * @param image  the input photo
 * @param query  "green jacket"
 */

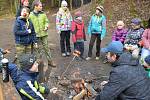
xmin=29 ymin=11 xmax=49 ymax=37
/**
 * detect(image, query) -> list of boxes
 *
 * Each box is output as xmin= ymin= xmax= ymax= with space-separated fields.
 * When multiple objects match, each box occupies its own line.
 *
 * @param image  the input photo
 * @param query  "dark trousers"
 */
xmin=60 ymin=30 xmax=71 ymax=53
xmin=74 ymin=41 xmax=84 ymax=57
xmin=88 ymin=34 xmax=101 ymax=57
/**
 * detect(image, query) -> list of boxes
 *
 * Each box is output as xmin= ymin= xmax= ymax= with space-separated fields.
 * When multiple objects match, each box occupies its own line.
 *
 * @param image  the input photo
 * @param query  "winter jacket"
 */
xmin=56 ymin=8 xmax=72 ymax=32
xmin=13 ymin=17 xmax=37 ymax=45
xmin=29 ymin=11 xmax=49 ymax=37
xmin=71 ymin=19 xmax=86 ymax=43
xmin=8 ymin=63 xmax=45 ymax=100
xmin=112 ymin=28 xmax=128 ymax=43
xmin=124 ymin=28 xmax=144 ymax=45
xmin=95 ymin=52 xmax=150 ymax=100
xmin=87 ymin=14 xmax=106 ymax=40
xmin=142 ymin=29 xmax=150 ymax=49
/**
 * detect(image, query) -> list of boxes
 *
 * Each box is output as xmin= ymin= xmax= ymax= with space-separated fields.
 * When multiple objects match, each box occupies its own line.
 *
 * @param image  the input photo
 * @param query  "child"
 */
xmin=71 ymin=11 xmax=86 ymax=58
xmin=14 ymin=7 xmax=37 ymax=67
xmin=124 ymin=18 xmax=144 ymax=59
xmin=56 ymin=0 xmax=72 ymax=57
xmin=143 ymin=55 xmax=150 ymax=77
xmin=112 ymin=21 xmax=128 ymax=44
xmin=7 ymin=54 xmax=49 ymax=99
xmin=86 ymin=5 xmax=106 ymax=60
xmin=29 ymin=0 xmax=56 ymax=67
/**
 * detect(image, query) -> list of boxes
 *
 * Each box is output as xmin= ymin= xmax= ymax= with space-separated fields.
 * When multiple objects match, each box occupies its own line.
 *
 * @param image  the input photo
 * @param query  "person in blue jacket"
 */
xmin=13 ymin=7 xmax=37 ymax=65
xmin=86 ymin=5 xmax=106 ymax=60
xmin=8 ymin=54 xmax=49 ymax=100
xmin=96 ymin=41 xmax=150 ymax=100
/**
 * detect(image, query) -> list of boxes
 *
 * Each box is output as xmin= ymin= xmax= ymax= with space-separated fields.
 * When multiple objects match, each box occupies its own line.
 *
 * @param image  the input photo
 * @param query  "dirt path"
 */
xmin=0 ymin=11 xmax=112 ymax=99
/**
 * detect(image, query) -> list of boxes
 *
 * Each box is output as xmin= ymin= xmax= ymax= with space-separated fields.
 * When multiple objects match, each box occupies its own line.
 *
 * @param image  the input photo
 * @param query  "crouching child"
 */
xmin=6 ymin=54 xmax=49 ymax=100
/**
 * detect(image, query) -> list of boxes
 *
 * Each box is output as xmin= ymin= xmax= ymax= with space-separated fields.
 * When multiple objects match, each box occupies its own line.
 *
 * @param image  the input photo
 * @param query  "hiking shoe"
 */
xmin=48 ymin=60 xmax=56 ymax=67
xmin=95 ymin=57 xmax=100 ymax=60
xmin=66 ymin=52 xmax=71 ymax=56
xmin=62 ymin=53 xmax=66 ymax=57
xmin=86 ymin=57 xmax=91 ymax=61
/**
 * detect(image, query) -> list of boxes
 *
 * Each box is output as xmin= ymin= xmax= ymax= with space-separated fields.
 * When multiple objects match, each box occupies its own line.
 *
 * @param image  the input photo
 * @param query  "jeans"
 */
xmin=74 ymin=42 xmax=84 ymax=57
xmin=60 ymin=30 xmax=71 ymax=53
xmin=88 ymin=34 xmax=101 ymax=57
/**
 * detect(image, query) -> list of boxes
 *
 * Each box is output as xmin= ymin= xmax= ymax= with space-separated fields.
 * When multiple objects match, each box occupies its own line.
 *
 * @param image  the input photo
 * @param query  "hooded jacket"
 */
xmin=87 ymin=14 xmax=106 ymax=40
xmin=56 ymin=8 xmax=72 ymax=32
xmin=95 ymin=53 xmax=150 ymax=100
xmin=13 ymin=17 xmax=37 ymax=45
xmin=29 ymin=11 xmax=49 ymax=37
xmin=8 ymin=63 xmax=45 ymax=100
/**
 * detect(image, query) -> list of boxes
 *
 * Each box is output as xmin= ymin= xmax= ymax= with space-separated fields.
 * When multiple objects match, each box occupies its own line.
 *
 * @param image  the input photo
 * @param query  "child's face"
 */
xmin=117 ymin=24 xmax=124 ymax=29
xmin=96 ymin=9 xmax=102 ymax=15
xmin=131 ymin=23 xmax=140 ymax=30
xmin=35 ymin=3 xmax=43 ymax=11
xmin=62 ymin=6 xmax=67 ymax=11
xmin=21 ymin=8 xmax=29 ymax=18
xmin=23 ymin=0 xmax=29 ymax=7
xmin=29 ymin=61 xmax=39 ymax=72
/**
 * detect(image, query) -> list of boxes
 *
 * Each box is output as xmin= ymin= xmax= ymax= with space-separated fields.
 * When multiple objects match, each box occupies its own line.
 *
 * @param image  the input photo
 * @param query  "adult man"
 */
xmin=96 ymin=41 xmax=150 ymax=100
xmin=29 ymin=0 xmax=56 ymax=67
xmin=7 ymin=54 xmax=49 ymax=100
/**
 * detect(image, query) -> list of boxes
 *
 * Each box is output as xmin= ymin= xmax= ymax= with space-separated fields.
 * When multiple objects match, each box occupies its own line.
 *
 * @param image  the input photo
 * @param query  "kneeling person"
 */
xmin=8 ymin=54 xmax=49 ymax=100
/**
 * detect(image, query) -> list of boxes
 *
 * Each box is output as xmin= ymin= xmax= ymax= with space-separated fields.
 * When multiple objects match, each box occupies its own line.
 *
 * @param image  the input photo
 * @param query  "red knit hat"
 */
xmin=21 ymin=0 xmax=28 ymax=4
xmin=74 ymin=11 xmax=82 ymax=17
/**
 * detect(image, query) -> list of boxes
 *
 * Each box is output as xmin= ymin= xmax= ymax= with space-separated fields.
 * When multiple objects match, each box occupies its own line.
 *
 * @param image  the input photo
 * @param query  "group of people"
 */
xmin=0 ymin=0 xmax=150 ymax=99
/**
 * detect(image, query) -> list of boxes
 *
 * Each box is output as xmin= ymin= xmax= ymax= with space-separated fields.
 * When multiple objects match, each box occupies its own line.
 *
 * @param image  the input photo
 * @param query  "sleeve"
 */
xmin=87 ymin=16 xmax=92 ymax=35
xmin=112 ymin=30 xmax=116 ymax=41
xmin=95 ymin=70 xmax=127 ymax=100
xmin=124 ymin=29 xmax=131 ymax=44
xmin=56 ymin=12 xmax=61 ymax=32
xmin=30 ymin=20 xmax=37 ymax=43
xmin=18 ymin=80 xmax=45 ymax=100
xmin=101 ymin=16 xmax=107 ymax=40
xmin=71 ymin=21 xmax=77 ymax=43
xmin=142 ymin=29 xmax=149 ymax=49
xmin=8 ymin=63 xmax=19 ymax=84
xmin=13 ymin=19 xmax=29 ymax=36
xmin=120 ymin=29 xmax=128 ymax=43
xmin=44 ymin=14 xmax=49 ymax=29
xmin=83 ymin=23 xmax=86 ymax=41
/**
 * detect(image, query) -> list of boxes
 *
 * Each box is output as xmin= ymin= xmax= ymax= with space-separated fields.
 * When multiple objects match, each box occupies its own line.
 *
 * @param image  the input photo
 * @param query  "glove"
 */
xmin=27 ymin=29 xmax=31 ymax=34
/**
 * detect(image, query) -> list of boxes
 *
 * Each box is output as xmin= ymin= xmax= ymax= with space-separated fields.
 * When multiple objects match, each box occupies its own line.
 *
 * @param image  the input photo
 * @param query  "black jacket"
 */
xmin=95 ymin=53 xmax=150 ymax=100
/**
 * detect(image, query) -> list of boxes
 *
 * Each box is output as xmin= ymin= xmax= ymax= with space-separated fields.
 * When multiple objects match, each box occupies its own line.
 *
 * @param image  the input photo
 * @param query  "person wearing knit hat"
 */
xmin=96 ymin=5 xmax=104 ymax=13
xmin=61 ymin=0 xmax=68 ymax=7
xmin=7 ymin=53 xmax=50 ymax=99
xmin=112 ymin=20 xmax=128 ymax=44
xmin=86 ymin=5 xmax=106 ymax=61
xmin=124 ymin=18 xmax=144 ymax=59
xmin=71 ymin=11 xmax=86 ymax=58
xmin=16 ymin=0 xmax=30 ymax=18
xmin=56 ymin=0 xmax=72 ymax=57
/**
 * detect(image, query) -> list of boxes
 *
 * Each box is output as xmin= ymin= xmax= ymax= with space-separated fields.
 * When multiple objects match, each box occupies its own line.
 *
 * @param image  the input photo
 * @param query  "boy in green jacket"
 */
xmin=29 ymin=0 xmax=56 ymax=67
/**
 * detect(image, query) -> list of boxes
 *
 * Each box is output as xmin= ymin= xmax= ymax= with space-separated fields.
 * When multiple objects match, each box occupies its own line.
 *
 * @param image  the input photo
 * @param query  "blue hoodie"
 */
xmin=87 ymin=14 xmax=106 ymax=40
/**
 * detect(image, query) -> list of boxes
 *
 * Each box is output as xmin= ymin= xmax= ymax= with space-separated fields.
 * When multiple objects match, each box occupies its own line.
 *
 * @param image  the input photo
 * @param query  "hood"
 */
xmin=112 ymin=52 xmax=139 ymax=67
